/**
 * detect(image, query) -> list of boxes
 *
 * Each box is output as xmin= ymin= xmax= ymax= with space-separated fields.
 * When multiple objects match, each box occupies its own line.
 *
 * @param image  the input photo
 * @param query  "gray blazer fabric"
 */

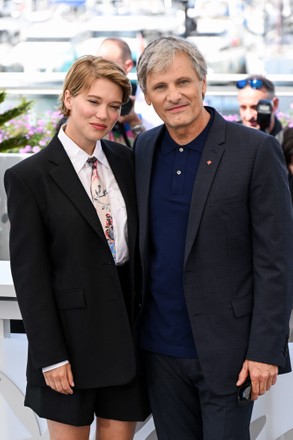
xmin=134 ymin=107 xmax=293 ymax=395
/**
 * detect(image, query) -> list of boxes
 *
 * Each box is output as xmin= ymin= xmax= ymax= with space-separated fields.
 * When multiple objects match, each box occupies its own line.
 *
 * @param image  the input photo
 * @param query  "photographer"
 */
xmin=236 ymin=74 xmax=284 ymax=144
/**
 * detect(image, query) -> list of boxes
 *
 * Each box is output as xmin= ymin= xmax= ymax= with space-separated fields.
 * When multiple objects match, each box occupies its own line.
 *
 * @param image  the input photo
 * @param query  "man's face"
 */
xmin=238 ymin=86 xmax=273 ymax=130
xmin=144 ymin=52 xmax=207 ymax=138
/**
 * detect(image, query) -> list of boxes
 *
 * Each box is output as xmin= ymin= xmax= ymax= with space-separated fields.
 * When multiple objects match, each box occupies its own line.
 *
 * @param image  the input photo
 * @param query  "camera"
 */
xmin=120 ymin=98 xmax=133 ymax=116
xmin=256 ymin=99 xmax=273 ymax=132
xmin=120 ymin=81 xmax=137 ymax=116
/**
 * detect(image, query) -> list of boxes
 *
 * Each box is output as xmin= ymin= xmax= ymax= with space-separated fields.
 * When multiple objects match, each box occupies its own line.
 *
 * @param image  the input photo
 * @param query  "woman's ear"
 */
xmin=64 ymin=90 xmax=72 ymax=110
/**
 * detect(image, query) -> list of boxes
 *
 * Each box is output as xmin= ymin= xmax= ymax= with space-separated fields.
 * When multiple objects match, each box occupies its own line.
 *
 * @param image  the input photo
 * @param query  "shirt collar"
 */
xmin=161 ymin=107 xmax=215 ymax=154
xmin=58 ymin=125 xmax=109 ymax=173
xmin=162 ymin=117 xmax=212 ymax=156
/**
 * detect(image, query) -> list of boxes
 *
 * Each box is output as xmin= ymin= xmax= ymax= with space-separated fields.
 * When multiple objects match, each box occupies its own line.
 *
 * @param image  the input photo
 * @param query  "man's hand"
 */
xmin=236 ymin=360 xmax=278 ymax=401
xmin=43 ymin=363 xmax=74 ymax=395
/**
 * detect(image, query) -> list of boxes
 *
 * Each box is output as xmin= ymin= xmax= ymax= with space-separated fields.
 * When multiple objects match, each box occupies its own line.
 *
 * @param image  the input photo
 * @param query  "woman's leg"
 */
xmin=96 ymin=418 xmax=136 ymax=440
xmin=47 ymin=419 xmax=90 ymax=440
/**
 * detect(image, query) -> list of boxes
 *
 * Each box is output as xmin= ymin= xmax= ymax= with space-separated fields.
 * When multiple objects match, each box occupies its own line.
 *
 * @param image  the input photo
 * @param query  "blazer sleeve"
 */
xmin=4 ymin=167 xmax=69 ymax=369
xmin=246 ymin=135 xmax=293 ymax=368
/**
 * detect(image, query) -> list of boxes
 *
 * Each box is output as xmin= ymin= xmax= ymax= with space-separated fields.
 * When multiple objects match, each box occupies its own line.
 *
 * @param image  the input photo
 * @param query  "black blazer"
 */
xmin=4 ymin=135 xmax=139 ymax=389
xmin=134 ymin=107 xmax=293 ymax=395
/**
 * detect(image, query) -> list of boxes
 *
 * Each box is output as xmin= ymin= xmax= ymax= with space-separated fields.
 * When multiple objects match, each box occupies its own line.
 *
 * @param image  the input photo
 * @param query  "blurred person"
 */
xmin=96 ymin=37 xmax=162 ymax=146
xmin=282 ymin=126 xmax=293 ymax=203
xmin=282 ymin=126 xmax=293 ymax=175
xmin=4 ymin=55 xmax=149 ymax=440
xmin=134 ymin=36 xmax=293 ymax=440
xmin=236 ymin=74 xmax=284 ymax=143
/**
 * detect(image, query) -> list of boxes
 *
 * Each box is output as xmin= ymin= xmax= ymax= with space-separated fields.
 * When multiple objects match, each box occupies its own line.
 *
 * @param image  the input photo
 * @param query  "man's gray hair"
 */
xmin=137 ymin=36 xmax=208 ymax=94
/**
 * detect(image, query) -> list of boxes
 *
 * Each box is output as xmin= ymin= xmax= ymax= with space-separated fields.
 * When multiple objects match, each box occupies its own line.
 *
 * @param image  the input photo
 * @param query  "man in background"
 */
xmin=97 ymin=37 xmax=162 ymax=147
xmin=236 ymin=74 xmax=284 ymax=143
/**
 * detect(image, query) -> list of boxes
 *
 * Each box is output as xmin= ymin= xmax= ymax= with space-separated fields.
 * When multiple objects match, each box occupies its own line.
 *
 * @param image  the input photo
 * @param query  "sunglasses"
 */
xmin=236 ymin=78 xmax=268 ymax=90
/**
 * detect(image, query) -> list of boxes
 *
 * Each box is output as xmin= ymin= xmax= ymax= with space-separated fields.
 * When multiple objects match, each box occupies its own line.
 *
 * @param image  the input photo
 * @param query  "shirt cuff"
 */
xmin=42 ymin=360 xmax=69 ymax=373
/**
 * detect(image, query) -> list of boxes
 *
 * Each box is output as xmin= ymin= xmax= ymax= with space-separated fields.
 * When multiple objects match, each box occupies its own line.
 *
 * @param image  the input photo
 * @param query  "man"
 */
xmin=133 ymin=36 xmax=293 ymax=440
xmin=236 ymin=74 xmax=284 ymax=143
xmin=96 ymin=37 xmax=162 ymax=146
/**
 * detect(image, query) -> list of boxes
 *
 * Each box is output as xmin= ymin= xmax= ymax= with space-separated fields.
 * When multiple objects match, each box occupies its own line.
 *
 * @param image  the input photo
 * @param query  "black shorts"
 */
xmin=25 ymin=375 xmax=150 ymax=427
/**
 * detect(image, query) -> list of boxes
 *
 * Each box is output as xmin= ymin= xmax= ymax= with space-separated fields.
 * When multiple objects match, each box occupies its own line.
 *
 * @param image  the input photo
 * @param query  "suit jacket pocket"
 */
xmin=55 ymin=289 xmax=86 ymax=310
xmin=231 ymin=294 xmax=253 ymax=318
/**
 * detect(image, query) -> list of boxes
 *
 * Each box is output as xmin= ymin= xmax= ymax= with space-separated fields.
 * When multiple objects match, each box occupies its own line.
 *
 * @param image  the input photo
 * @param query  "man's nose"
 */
xmin=167 ymin=86 xmax=182 ymax=102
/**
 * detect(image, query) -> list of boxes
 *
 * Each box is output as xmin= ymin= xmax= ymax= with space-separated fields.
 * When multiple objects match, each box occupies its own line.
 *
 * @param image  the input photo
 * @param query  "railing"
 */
xmin=0 ymin=261 xmax=21 ymax=338
xmin=2 ymin=72 xmax=293 ymax=117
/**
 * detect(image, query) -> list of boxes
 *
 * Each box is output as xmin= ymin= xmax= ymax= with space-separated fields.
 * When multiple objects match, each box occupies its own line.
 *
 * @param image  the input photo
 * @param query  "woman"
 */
xmin=4 ymin=55 xmax=149 ymax=440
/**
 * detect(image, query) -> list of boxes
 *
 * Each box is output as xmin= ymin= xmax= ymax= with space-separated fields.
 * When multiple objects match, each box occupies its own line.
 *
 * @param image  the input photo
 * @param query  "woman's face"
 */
xmin=64 ymin=77 xmax=123 ymax=154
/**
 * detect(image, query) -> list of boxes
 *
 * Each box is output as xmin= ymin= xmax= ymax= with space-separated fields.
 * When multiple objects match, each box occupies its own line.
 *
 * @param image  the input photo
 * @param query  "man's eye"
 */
xmin=154 ymin=84 xmax=165 ymax=91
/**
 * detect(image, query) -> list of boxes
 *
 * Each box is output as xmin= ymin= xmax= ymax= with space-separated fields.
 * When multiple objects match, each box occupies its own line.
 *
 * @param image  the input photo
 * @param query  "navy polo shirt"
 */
xmin=140 ymin=111 xmax=213 ymax=358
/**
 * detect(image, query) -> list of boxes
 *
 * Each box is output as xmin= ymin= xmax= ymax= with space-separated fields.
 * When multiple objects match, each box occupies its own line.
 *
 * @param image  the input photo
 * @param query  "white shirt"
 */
xmin=58 ymin=126 xmax=129 ymax=265
xmin=42 ymin=126 xmax=129 ymax=373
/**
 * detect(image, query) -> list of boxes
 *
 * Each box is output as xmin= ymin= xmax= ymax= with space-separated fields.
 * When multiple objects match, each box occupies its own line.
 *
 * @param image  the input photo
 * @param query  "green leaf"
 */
xmin=0 ymin=136 xmax=31 ymax=153
xmin=0 ymin=100 xmax=33 ymax=127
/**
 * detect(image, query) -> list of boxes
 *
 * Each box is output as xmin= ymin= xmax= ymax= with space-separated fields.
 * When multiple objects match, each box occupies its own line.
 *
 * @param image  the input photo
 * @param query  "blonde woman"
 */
xmin=5 ymin=55 xmax=149 ymax=440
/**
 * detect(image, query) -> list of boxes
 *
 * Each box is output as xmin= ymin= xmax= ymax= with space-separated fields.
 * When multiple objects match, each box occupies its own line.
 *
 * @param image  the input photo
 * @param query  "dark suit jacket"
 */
xmin=289 ymin=174 xmax=293 ymax=204
xmin=134 ymin=107 xmax=293 ymax=395
xmin=4 ymin=134 xmax=139 ymax=389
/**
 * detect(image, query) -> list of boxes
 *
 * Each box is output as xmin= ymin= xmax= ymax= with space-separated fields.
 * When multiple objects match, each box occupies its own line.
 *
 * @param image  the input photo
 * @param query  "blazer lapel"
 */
xmin=184 ymin=111 xmax=226 ymax=264
xmin=47 ymin=137 xmax=107 ymax=242
xmin=134 ymin=127 xmax=163 ymax=259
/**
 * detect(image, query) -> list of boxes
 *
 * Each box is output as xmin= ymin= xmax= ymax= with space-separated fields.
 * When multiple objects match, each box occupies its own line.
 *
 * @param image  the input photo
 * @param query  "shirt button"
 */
xmin=179 ymin=147 xmax=184 ymax=152
xmin=177 ymin=170 xmax=182 ymax=175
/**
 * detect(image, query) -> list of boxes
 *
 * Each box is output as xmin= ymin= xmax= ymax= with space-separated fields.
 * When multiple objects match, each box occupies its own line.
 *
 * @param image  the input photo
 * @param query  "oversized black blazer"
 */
xmin=4 ymin=135 xmax=139 ymax=389
xmin=134 ymin=107 xmax=293 ymax=395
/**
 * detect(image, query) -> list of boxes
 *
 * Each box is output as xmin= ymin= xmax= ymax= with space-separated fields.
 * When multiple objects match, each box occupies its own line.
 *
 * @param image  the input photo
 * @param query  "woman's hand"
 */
xmin=43 ymin=363 xmax=75 ymax=395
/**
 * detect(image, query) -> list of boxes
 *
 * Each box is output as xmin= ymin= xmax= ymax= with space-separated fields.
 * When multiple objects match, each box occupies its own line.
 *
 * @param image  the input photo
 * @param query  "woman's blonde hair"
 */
xmin=59 ymin=55 xmax=131 ymax=117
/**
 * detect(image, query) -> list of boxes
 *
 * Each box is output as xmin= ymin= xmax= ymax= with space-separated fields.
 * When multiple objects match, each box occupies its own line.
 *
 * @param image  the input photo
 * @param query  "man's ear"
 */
xmin=272 ymin=96 xmax=279 ymax=112
xmin=145 ymin=93 xmax=152 ymax=106
xmin=124 ymin=59 xmax=134 ymax=74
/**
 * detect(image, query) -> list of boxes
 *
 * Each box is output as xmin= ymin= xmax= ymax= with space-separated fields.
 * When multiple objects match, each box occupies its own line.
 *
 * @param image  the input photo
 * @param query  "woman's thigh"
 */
xmin=96 ymin=418 xmax=136 ymax=440
xmin=47 ymin=419 xmax=90 ymax=440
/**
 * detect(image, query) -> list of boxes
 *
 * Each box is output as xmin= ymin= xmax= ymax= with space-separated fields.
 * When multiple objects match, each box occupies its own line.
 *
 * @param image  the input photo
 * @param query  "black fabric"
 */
xmin=25 ymin=374 xmax=150 ymax=426
xmin=143 ymin=351 xmax=253 ymax=440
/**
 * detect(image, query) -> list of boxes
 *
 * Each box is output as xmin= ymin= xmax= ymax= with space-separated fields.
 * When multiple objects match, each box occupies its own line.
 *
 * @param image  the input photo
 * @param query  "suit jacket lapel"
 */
xmin=135 ymin=126 xmax=164 ymax=259
xmin=184 ymin=111 xmax=226 ymax=265
xmin=47 ymin=137 xmax=107 ymax=242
